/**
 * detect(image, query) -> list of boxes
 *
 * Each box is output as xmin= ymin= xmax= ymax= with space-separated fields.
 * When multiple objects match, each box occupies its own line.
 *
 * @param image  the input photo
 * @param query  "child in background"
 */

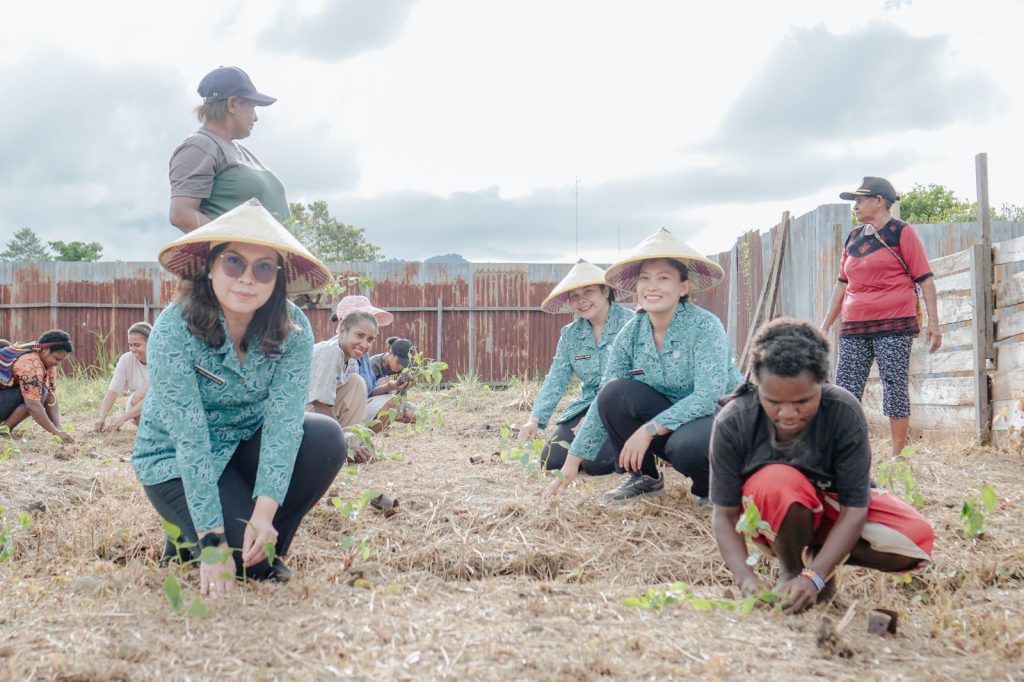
xmin=368 ymin=337 xmax=417 ymax=426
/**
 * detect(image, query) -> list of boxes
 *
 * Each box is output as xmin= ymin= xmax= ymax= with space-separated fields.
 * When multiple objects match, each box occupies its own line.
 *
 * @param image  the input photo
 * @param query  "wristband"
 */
xmin=800 ymin=567 xmax=826 ymax=592
xmin=199 ymin=532 xmax=227 ymax=549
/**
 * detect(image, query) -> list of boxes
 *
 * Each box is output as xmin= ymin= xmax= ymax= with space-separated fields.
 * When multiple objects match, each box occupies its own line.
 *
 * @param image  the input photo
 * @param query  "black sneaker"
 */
xmin=269 ymin=557 xmax=293 ymax=583
xmin=603 ymin=472 xmax=665 ymax=501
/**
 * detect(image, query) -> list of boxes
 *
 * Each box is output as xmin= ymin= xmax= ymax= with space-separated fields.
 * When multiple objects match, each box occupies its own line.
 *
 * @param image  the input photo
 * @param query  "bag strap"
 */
xmin=865 ymin=225 xmax=914 ymax=282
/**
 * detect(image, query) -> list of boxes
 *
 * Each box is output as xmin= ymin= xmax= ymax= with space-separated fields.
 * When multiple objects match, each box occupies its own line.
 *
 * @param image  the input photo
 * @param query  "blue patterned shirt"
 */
xmin=132 ymin=300 xmax=314 ymax=532
xmin=531 ymin=303 xmax=634 ymax=428
xmin=569 ymin=302 xmax=743 ymax=461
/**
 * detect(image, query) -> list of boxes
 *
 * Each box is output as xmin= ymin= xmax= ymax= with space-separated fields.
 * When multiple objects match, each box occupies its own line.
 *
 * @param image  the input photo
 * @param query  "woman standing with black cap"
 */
xmin=168 ymin=66 xmax=289 ymax=232
xmin=821 ymin=176 xmax=941 ymax=457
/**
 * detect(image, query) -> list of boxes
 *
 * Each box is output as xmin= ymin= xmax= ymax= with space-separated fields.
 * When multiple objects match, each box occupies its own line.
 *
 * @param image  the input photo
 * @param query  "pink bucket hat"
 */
xmin=330 ymin=295 xmax=393 ymax=326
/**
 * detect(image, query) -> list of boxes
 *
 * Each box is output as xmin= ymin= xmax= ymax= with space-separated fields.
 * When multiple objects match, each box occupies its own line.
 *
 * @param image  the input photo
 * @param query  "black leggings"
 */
xmin=598 ymin=378 xmax=714 ymax=496
xmin=143 ymin=412 xmax=346 ymax=578
xmin=540 ymin=407 xmax=617 ymax=475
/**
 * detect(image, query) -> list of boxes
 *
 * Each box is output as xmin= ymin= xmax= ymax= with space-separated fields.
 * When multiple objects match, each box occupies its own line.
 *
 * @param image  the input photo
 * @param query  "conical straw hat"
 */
xmin=540 ymin=260 xmax=630 ymax=314
xmin=605 ymin=228 xmax=724 ymax=292
xmin=158 ymin=199 xmax=332 ymax=295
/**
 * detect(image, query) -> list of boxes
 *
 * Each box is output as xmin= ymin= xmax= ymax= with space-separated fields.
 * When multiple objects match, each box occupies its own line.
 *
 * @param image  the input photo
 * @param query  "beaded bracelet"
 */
xmin=800 ymin=567 xmax=826 ymax=592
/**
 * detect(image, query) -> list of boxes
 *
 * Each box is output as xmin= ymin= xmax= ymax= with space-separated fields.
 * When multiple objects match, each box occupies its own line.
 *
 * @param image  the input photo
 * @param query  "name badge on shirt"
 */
xmin=628 ymin=368 xmax=646 ymax=376
xmin=574 ymin=354 xmax=593 ymax=361
xmin=193 ymin=364 xmax=226 ymax=386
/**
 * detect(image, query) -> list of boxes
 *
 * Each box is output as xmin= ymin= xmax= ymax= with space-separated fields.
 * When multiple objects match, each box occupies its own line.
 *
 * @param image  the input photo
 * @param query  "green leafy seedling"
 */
xmin=981 ymin=484 xmax=997 ymax=514
xmin=188 ymin=599 xmax=209 ymax=618
xmin=621 ymin=583 xmax=778 ymax=615
xmin=164 ymin=574 xmax=184 ymax=613
xmin=961 ymin=483 xmax=998 ymax=538
xmin=735 ymin=502 xmax=771 ymax=566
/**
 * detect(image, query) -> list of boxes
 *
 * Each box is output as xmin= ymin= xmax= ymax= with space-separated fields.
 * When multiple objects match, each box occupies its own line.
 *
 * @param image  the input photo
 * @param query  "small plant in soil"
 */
xmin=496 ymin=421 xmax=562 ymax=481
xmin=622 ymin=582 xmax=778 ymax=614
xmin=160 ymin=520 xmax=219 ymax=618
xmin=0 ymin=506 xmax=33 ymax=563
xmin=330 ymin=489 xmax=380 ymax=567
xmin=961 ymin=483 xmax=998 ymax=538
xmin=735 ymin=500 xmax=771 ymax=567
xmin=876 ymin=446 xmax=925 ymax=509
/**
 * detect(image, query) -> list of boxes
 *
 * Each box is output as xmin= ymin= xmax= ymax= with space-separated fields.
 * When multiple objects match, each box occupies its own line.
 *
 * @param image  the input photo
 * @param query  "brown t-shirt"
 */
xmin=709 ymin=383 xmax=871 ymax=508
xmin=168 ymin=128 xmax=269 ymax=199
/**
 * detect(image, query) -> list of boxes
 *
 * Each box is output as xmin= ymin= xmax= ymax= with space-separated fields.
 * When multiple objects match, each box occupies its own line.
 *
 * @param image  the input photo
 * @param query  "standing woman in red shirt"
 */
xmin=821 ymin=177 xmax=941 ymax=456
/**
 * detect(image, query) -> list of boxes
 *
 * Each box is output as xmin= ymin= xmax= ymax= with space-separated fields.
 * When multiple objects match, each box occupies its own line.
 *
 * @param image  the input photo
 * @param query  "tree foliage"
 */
xmin=899 ymin=183 xmax=1024 ymax=224
xmin=285 ymin=201 xmax=383 ymax=263
xmin=49 ymin=240 xmax=103 ymax=262
xmin=0 ymin=228 xmax=52 ymax=262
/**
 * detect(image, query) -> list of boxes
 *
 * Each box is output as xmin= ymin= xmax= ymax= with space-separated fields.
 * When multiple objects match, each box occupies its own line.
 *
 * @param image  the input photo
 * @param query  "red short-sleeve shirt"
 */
xmin=838 ymin=219 xmax=933 ymax=336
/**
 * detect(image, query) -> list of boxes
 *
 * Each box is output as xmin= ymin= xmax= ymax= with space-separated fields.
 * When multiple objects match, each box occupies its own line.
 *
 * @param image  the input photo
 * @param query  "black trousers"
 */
xmin=540 ymin=407 xmax=617 ymax=475
xmin=143 ymin=412 xmax=346 ymax=578
xmin=597 ymin=378 xmax=714 ymax=496
xmin=0 ymin=385 xmax=24 ymax=421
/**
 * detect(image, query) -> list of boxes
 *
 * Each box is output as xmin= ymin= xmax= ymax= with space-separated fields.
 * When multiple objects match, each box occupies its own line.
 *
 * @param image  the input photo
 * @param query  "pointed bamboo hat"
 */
xmin=540 ymin=260 xmax=630 ymax=314
xmin=605 ymin=228 xmax=724 ymax=292
xmin=158 ymin=199 xmax=331 ymax=295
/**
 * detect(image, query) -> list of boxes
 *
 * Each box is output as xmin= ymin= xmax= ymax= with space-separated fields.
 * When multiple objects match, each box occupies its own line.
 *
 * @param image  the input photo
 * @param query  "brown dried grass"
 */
xmin=0 ymin=381 xmax=1022 ymax=680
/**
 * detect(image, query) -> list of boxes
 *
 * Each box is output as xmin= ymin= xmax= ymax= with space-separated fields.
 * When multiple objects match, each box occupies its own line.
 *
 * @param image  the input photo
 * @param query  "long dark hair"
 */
xmin=177 ymin=243 xmax=294 ymax=357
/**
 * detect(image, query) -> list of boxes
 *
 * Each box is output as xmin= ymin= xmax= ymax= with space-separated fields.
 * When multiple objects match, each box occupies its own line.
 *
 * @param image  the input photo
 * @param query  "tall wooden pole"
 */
xmin=972 ymin=153 xmax=995 ymax=443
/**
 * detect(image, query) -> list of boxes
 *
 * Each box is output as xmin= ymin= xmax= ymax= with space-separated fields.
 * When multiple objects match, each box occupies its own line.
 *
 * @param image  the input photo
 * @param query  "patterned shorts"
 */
xmin=835 ymin=334 xmax=913 ymax=418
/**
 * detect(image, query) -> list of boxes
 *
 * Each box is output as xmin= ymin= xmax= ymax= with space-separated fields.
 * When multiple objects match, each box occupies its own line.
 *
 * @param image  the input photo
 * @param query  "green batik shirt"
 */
xmin=132 ymin=300 xmax=314 ymax=532
xmin=531 ymin=303 xmax=634 ymax=428
xmin=568 ymin=301 xmax=744 ymax=461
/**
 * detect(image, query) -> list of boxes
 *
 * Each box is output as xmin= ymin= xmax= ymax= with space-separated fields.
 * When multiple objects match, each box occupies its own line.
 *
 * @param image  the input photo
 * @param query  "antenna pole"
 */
xmin=575 ymin=176 xmax=580 ymax=258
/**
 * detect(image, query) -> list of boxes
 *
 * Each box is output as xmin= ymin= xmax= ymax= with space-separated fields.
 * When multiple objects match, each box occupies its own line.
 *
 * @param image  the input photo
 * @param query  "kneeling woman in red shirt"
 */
xmin=710 ymin=318 xmax=933 ymax=614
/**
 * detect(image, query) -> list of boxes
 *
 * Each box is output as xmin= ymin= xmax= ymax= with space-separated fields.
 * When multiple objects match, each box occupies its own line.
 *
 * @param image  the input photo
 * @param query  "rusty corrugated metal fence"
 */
xmin=2 ymin=204 xmax=1023 ymax=386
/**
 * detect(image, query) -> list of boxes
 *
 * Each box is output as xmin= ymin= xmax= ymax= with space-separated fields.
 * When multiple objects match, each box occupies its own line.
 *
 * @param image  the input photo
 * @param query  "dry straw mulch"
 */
xmin=1 ymin=382 xmax=1022 ymax=680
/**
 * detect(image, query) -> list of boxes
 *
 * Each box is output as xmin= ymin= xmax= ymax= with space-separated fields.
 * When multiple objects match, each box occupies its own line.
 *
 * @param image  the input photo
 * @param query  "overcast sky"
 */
xmin=1 ymin=0 xmax=1020 ymax=263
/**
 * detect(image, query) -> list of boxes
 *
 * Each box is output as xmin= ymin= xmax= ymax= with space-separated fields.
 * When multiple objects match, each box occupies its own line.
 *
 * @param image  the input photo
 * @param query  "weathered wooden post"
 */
xmin=972 ymin=153 xmax=995 ymax=443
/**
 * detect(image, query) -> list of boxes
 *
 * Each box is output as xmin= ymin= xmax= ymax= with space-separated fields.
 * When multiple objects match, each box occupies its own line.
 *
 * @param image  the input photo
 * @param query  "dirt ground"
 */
xmin=1 ymin=378 xmax=1022 ymax=681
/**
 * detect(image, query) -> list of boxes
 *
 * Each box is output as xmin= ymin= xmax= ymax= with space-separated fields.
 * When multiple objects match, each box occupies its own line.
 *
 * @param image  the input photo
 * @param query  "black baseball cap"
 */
xmin=840 ymin=176 xmax=899 ymax=203
xmin=387 ymin=337 xmax=413 ymax=368
xmin=197 ymin=66 xmax=276 ymax=105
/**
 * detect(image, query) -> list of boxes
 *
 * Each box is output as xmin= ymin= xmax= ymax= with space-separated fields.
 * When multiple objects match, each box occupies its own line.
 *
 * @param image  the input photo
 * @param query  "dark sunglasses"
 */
xmin=218 ymin=252 xmax=281 ymax=284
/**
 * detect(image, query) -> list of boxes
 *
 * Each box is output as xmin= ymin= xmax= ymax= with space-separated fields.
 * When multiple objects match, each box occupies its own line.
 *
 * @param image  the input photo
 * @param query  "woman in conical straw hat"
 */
xmin=516 ymin=260 xmax=633 ymax=475
xmin=544 ymin=228 xmax=743 ymax=503
xmin=133 ymin=199 xmax=346 ymax=595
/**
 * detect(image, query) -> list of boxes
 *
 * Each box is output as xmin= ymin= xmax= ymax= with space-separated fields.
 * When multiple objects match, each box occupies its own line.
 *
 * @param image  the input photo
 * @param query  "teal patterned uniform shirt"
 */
xmin=568 ymin=302 xmax=743 ymax=461
xmin=531 ymin=303 xmax=634 ymax=428
xmin=131 ymin=300 xmax=314 ymax=532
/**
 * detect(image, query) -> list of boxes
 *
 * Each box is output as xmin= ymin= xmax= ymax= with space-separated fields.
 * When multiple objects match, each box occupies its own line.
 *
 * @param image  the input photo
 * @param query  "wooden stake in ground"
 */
xmin=739 ymin=211 xmax=791 ymax=373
